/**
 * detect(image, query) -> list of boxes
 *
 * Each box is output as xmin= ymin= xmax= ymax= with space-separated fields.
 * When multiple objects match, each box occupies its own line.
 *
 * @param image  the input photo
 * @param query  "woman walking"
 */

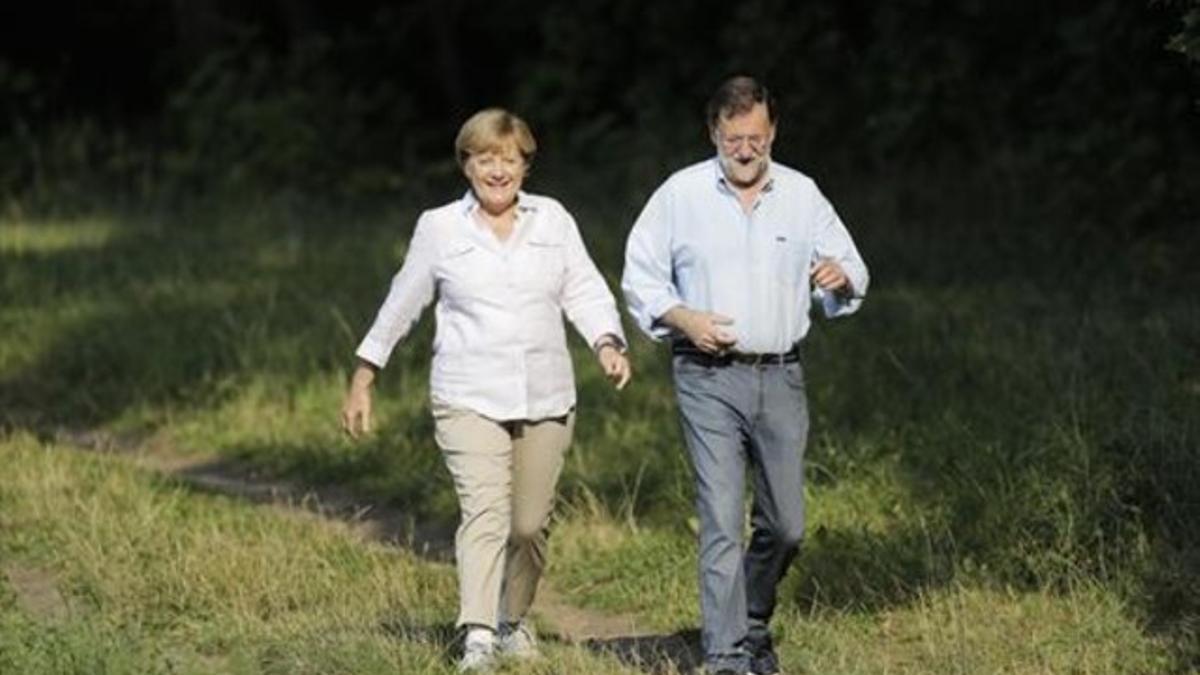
xmin=340 ymin=108 xmax=630 ymax=671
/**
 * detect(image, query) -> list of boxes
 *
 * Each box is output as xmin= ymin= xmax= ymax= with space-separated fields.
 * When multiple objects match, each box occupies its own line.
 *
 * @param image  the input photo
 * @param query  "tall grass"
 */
xmin=1 ymin=433 xmax=671 ymax=673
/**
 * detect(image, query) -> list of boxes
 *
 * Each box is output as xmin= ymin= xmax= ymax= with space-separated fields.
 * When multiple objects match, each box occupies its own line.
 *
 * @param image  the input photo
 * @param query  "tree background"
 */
xmin=1 ymin=0 xmax=1198 ymax=234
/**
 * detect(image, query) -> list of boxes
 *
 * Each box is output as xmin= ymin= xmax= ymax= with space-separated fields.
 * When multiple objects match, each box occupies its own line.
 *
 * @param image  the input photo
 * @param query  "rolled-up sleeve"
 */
xmin=811 ymin=191 xmax=869 ymax=318
xmin=355 ymin=214 xmax=437 ymax=368
xmin=621 ymin=186 xmax=682 ymax=340
xmin=559 ymin=208 xmax=626 ymax=347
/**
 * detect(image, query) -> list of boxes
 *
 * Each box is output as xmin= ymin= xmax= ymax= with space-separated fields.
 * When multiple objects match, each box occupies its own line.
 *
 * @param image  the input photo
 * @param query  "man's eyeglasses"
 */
xmin=718 ymin=133 xmax=768 ymax=153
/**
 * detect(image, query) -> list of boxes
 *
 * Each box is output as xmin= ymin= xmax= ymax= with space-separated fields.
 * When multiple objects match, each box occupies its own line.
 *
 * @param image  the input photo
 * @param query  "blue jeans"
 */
xmin=673 ymin=354 xmax=809 ymax=674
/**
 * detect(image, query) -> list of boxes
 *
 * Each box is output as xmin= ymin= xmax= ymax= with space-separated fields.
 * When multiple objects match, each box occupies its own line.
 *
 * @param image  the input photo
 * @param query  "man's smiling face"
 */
xmin=711 ymin=102 xmax=775 ymax=189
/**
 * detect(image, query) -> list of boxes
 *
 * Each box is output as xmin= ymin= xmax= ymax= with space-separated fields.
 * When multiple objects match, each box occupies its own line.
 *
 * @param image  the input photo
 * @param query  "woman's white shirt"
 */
xmin=356 ymin=191 xmax=625 ymax=421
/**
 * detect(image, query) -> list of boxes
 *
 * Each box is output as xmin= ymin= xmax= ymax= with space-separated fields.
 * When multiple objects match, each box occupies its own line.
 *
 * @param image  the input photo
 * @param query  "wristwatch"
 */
xmin=593 ymin=334 xmax=627 ymax=355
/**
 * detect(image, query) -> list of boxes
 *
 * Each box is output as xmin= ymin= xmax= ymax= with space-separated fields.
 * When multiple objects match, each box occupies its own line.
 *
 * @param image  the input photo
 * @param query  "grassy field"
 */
xmin=1 ymin=167 xmax=1197 ymax=673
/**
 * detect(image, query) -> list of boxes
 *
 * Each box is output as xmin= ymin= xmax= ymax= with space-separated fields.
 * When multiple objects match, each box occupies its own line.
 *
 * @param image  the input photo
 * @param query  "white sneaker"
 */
xmin=498 ymin=621 xmax=540 ymax=660
xmin=458 ymin=628 xmax=497 ymax=672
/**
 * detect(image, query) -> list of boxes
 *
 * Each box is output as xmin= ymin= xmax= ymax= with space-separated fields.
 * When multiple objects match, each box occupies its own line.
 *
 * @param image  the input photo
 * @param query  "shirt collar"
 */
xmin=712 ymin=157 xmax=776 ymax=195
xmin=459 ymin=190 xmax=538 ymax=215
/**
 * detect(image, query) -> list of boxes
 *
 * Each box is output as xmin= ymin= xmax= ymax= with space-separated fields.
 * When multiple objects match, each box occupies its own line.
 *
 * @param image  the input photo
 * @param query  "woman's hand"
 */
xmin=341 ymin=361 xmax=378 ymax=439
xmin=597 ymin=344 xmax=632 ymax=390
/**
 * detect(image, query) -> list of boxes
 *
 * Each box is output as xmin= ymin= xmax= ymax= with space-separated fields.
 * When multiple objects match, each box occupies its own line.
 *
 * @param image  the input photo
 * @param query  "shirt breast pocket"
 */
xmin=438 ymin=241 xmax=486 ymax=293
xmin=519 ymin=237 xmax=565 ymax=293
xmin=770 ymin=233 xmax=807 ymax=287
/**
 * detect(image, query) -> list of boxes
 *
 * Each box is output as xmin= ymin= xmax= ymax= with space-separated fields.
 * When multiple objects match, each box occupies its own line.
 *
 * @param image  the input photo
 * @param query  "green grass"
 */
xmin=0 ymin=434 xmax=664 ymax=674
xmin=1 ymin=167 xmax=1197 ymax=673
xmin=0 ymin=433 xmax=457 ymax=674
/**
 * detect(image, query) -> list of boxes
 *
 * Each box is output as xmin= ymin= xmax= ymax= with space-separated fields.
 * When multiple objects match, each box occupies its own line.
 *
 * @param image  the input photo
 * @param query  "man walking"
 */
xmin=621 ymin=76 xmax=868 ymax=675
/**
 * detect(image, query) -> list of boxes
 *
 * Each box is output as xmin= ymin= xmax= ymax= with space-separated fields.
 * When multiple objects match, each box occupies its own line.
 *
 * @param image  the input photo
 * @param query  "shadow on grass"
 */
xmin=581 ymin=629 xmax=703 ymax=674
xmin=379 ymin=618 xmax=458 ymax=663
xmin=789 ymin=523 xmax=955 ymax=612
xmin=376 ymin=619 xmax=703 ymax=674
xmin=0 ymin=211 xmax=414 ymax=435
xmin=798 ymin=269 xmax=1200 ymax=669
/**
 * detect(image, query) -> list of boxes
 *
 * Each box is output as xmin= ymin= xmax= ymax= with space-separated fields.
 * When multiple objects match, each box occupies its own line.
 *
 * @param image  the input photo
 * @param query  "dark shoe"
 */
xmin=748 ymin=637 xmax=780 ymax=675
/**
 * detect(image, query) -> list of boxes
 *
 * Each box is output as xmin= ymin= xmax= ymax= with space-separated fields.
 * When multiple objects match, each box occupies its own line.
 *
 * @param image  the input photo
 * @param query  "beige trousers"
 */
xmin=432 ymin=399 xmax=574 ymax=629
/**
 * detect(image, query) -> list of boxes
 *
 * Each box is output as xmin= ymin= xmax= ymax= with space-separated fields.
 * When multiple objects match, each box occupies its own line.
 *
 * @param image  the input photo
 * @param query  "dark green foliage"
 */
xmin=161 ymin=36 xmax=423 ymax=200
xmin=1168 ymin=0 xmax=1200 ymax=61
xmin=4 ymin=1 xmax=1199 ymax=231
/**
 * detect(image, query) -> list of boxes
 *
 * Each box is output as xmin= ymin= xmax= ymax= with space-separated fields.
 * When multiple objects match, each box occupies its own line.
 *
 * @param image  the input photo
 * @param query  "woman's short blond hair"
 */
xmin=454 ymin=108 xmax=537 ymax=168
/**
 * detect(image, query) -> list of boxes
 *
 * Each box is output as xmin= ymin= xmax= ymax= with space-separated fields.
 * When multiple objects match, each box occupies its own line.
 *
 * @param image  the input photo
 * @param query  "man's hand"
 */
xmin=663 ymin=307 xmax=738 ymax=354
xmin=597 ymin=345 xmax=632 ymax=390
xmin=341 ymin=362 xmax=378 ymax=439
xmin=811 ymin=257 xmax=852 ymax=295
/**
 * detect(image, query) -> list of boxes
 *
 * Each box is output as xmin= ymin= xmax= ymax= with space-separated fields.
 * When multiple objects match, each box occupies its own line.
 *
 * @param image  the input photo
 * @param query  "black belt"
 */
xmin=672 ymin=342 xmax=800 ymax=366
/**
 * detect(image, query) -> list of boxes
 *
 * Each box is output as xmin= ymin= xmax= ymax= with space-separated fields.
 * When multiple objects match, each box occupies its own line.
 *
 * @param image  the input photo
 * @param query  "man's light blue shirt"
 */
xmin=621 ymin=158 xmax=869 ymax=354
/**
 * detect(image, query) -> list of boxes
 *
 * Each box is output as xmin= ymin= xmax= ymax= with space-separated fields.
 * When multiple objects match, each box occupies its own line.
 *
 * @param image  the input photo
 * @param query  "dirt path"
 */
xmin=4 ymin=564 xmax=70 ymax=624
xmin=141 ymin=449 xmax=644 ymax=641
xmin=55 ymin=429 xmax=700 ymax=672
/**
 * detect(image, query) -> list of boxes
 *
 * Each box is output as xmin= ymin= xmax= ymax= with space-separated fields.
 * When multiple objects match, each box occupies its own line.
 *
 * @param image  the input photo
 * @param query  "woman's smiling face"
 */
xmin=463 ymin=143 xmax=526 ymax=215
